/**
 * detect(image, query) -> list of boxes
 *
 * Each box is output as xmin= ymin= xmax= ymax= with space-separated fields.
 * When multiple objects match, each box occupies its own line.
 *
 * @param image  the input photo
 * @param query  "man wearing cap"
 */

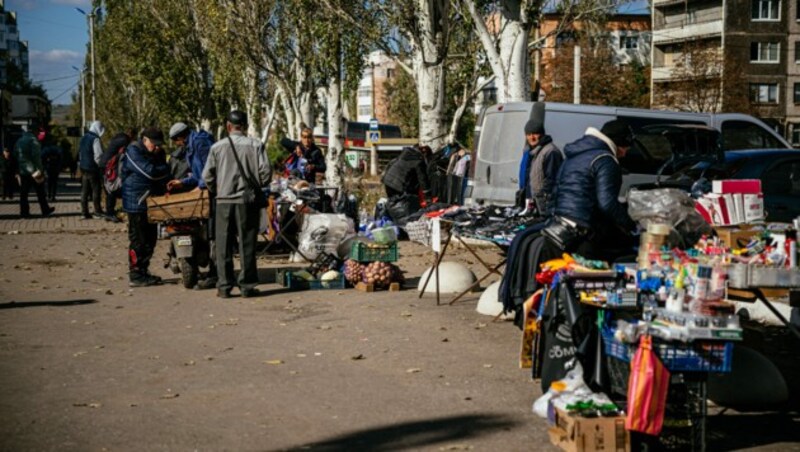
xmin=548 ymin=119 xmax=637 ymax=257
xmin=517 ymin=118 xmax=563 ymax=215
xmin=78 ymin=120 xmax=106 ymax=219
xmin=203 ymin=111 xmax=271 ymax=298
xmin=166 ymin=122 xmax=217 ymax=289
xmin=121 ymin=127 xmax=170 ymax=287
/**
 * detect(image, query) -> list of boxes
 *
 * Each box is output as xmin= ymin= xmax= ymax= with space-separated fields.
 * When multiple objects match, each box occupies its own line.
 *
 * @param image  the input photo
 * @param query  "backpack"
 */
xmin=104 ymin=149 xmax=125 ymax=193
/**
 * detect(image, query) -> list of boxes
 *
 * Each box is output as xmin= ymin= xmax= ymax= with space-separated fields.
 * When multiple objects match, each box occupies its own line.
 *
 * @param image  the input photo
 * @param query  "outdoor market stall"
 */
xmin=523 ymin=182 xmax=800 ymax=452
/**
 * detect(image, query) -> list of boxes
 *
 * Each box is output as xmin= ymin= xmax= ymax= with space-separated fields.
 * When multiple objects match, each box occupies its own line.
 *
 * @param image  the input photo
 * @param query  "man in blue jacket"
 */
xmin=122 ymin=127 xmax=170 ymax=287
xmin=166 ymin=122 xmax=218 ymax=289
xmin=550 ymin=119 xmax=637 ymax=259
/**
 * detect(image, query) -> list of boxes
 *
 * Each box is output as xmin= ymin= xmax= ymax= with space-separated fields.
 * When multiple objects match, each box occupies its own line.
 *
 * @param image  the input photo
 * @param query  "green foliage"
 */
xmin=384 ymin=69 xmax=418 ymax=138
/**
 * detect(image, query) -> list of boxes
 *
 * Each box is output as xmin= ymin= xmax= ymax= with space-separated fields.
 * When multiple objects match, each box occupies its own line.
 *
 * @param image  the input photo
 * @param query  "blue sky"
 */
xmin=7 ymin=0 xmax=92 ymax=105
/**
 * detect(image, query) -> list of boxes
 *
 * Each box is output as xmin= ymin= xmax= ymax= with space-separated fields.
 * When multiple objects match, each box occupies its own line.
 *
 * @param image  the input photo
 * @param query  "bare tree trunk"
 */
xmin=325 ymin=71 xmax=344 ymax=188
xmin=244 ymin=67 xmax=260 ymax=138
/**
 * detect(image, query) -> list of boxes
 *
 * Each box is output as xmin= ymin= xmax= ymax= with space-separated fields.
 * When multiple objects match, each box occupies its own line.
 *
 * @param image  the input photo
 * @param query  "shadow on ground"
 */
xmin=287 ymin=414 xmax=519 ymax=451
xmin=0 ymin=299 xmax=98 ymax=310
xmin=706 ymin=411 xmax=800 ymax=450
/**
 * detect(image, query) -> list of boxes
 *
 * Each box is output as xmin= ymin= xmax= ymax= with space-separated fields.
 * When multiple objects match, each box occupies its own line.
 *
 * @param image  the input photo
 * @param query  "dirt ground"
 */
xmin=1 ymin=229 xmax=799 ymax=451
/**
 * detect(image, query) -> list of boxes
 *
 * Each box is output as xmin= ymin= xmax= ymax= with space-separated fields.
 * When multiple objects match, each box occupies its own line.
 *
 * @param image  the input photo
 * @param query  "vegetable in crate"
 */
xmin=344 ymin=259 xmax=364 ymax=285
xmin=361 ymin=261 xmax=401 ymax=288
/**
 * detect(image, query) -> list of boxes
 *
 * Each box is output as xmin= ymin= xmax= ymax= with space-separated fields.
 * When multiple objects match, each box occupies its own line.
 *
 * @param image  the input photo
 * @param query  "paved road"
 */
xmin=0 ymin=176 xmax=798 ymax=451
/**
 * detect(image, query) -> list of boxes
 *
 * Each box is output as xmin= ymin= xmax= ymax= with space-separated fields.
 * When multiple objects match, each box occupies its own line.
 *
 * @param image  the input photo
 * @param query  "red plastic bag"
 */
xmin=625 ymin=335 xmax=670 ymax=436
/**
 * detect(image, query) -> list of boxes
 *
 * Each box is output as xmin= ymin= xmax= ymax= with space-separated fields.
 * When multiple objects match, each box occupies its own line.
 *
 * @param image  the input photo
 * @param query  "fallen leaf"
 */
xmin=441 ymin=338 xmax=449 ymax=342
xmin=351 ymin=354 xmax=365 ymax=360
xmin=296 ymin=354 xmax=307 ymax=358
xmin=406 ymin=368 xmax=422 ymax=373
xmin=105 ymin=289 xmax=113 ymax=295
xmin=400 ymin=311 xmax=412 ymax=317
xmin=160 ymin=393 xmax=180 ymax=399
xmin=265 ymin=359 xmax=284 ymax=365
xmin=73 ymin=351 xmax=87 ymax=357
xmin=184 ymin=360 xmax=196 ymax=366
xmin=483 ymin=364 xmax=493 ymax=368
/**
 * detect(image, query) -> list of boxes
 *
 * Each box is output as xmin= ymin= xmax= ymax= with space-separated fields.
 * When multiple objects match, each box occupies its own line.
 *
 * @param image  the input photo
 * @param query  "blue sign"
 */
xmin=369 ymin=118 xmax=379 ymax=130
xmin=368 ymin=131 xmax=381 ymax=143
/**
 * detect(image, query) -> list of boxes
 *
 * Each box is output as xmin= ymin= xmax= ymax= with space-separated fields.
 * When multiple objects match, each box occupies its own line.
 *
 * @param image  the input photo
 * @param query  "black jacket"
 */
xmin=382 ymin=146 xmax=431 ymax=196
xmin=280 ymin=137 xmax=326 ymax=182
xmin=552 ymin=131 xmax=635 ymax=232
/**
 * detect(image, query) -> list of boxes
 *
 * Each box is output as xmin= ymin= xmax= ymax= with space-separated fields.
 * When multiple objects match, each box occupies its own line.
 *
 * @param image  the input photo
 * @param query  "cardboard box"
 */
xmin=712 ymin=179 xmax=762 ymax=194
xmin=713 ymin=224 xmax=761 ymax=248
xmin=743 ymin=193 xmax=765 ymax=223
xmin=549 ymin=408 xmax=630 ymax=452
xmin=146 ymin=190 xmax=210 ymax=223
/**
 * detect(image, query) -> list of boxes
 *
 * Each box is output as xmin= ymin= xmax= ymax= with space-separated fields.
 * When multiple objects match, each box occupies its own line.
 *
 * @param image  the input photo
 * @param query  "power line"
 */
xmin=50 ymin=81 xmax=79 ymax=103
xmin=33 ymin=74 xmax=79 ymax=83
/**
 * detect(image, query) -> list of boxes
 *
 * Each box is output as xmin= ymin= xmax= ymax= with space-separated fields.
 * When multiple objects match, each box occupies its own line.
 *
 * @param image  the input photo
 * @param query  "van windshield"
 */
xmin=720 ymin=120 xmax=786 ymax=150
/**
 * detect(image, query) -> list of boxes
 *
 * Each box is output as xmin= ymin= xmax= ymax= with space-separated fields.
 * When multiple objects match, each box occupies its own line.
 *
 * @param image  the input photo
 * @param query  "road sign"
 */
xmin=369 ymin=118 xmax=379 ymax=130
xmin=366 ymin=131 xmax=381 ymax=144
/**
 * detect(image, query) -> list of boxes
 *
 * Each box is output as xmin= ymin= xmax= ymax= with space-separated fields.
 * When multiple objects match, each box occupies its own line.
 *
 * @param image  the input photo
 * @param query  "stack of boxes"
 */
xmin=695 ymin=179 xmax=764 ymax=226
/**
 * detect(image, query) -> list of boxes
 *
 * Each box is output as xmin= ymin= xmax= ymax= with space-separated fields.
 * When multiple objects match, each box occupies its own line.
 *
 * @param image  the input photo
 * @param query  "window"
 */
xmin=752 ymin=0 xmax=780 ymax=20
xmin=386 ymin=68 xmax=394 ymax=79
xmin=556 ymin=31 xmax=576 ymax=47
xmin=687 ymin=9 xmax=697 ymax=24
xmin=721 ymin=120 xmax=784 ymax=150
xmin=357 ymin=86 xmax=371 ymax=98
xmin=750 ymin=42 xmax=780 ymax=62
xmin=750 ymin=83 xmax=779 ymax=103
xmin=792 ymin=125 xmax=800 ymax=145
xmin=795 ymin=83 xmax=800 ymax=103
xmin=357 ymin=105 xmax=371 ymax=117
xmin=796 ymin=41 xmax=800 ymax=61
xmin=620 ymin=35 xmax=639 ymax=49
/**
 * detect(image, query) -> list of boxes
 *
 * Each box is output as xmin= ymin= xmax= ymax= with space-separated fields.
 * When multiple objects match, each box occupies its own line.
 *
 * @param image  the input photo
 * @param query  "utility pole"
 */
xmin=573 ymin=45 xmax=581 ymax=105
xmin=89 ymin=9 xmax=97 ymax=122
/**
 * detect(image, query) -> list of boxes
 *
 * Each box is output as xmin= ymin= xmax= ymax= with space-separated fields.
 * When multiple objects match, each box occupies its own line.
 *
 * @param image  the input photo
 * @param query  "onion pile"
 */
xmin=361 ymin=261 xmax=402 ymax=289
xmin=343 ymin=259 xmax=364 ymax=285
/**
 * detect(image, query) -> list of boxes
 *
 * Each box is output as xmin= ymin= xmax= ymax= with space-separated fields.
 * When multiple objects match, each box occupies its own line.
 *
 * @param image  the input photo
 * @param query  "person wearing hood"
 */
xmin=79 ymin=120 xmax=106 ymax=219
xmin=121 ymin=127 xmax=170 ymax=287
xmin=381 ymin=144 xmax=432 ymax=221
xmin=100 ymin=128 xmax=135 ymax=222
xmin=548 ymin=119 xmax=637 ymax=259
xmin=517 ymin=119 xmax=564 ymax=214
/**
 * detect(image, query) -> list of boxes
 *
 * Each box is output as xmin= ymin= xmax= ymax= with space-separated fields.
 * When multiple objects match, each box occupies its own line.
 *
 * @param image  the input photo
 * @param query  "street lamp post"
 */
xmin=76 ymin=7 xmax=98 ymax=122
xmin=72 ymin=66 xmax=86 ymax=131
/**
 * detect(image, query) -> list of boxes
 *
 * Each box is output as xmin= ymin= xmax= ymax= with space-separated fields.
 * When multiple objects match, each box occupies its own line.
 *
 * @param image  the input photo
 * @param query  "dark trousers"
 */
xmin=105 ymin=189 xmax=120 ymax=217
xmin=81 ymin=170 xmax=102 ymax=216
xmin=215 ymin=202 xmax=260 ymax=292
xmin=128 ymin=211 xmax=157 ymax=279
xmin=3 ymin=172 xmax=16 ymax=198
xmin=19 ymin=174 xmax=51 ymax=217
xmin=46 ymin=170 xmax=59 ymax=200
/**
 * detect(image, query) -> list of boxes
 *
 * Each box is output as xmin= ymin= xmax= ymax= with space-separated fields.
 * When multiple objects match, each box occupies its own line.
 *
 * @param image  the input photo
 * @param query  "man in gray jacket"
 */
xmin=202 ymin=111 xmax=271 ymax=298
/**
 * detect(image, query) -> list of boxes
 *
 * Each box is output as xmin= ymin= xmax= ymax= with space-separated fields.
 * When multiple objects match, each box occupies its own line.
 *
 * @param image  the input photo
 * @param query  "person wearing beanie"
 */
xmin=78 ymin=120 xmax=106 ymax=219
xmin=517 ymin=118 xmax=563 ymax=214
xmin=547 ymin=118 xmax=637 ymax=259
xmin=121 ymin=127 xmax=170 ymax=287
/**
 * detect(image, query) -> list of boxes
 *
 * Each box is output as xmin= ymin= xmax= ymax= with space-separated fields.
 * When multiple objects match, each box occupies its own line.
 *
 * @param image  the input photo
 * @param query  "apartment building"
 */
xmin=0 ymin=0 xmax=30 ymax=85
xmin=652 ymin=0 xmax=800 ymax=144
xmin=355 ymin=50 xmax=397 ymax=123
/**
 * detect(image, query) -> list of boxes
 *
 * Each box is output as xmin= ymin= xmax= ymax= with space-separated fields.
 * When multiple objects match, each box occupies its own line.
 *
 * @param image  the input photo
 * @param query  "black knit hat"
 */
xmin=142 ymin=127 xmax=164 ymax=147
xmin=600 ymin=119 xmax=633 ymax=147
xmin=524 ymin=119 xmax=544 ymax=135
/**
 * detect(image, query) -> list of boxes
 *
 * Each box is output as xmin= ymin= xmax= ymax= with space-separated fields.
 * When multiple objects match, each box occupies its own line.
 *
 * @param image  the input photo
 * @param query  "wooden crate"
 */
xmin=147 ymin=190 xmax=210 ymax=223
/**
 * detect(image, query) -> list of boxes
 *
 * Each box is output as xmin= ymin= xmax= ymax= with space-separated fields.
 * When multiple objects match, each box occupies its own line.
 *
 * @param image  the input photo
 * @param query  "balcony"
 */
xmin=653 ymin=19 xmax=723 ymax=45
xmin=652 ymin=66 xmax=675 ymax=81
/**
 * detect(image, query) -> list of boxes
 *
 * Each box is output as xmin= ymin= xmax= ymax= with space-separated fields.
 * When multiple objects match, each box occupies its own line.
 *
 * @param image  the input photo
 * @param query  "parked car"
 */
xmin=630 ymin=125 xmax=800 ymax=223
xmin=466 ymin=102 xmax=792 ymax=205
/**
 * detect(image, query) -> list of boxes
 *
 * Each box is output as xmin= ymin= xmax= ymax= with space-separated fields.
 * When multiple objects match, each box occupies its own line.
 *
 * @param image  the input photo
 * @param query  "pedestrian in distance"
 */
xmin=122 ymin=127 xmax=170 ymax=287
xmin=1 ymin=146 xmax=18 ymax=200
xmin=78 ymin=121 xmax=106 ymax=219
xmin=203 ymin=110 xmax=271 ymax=299
xmin=41 ymin=135 xmax=63 ymax=202
xmin=14 ymin=121 xmax=55 ymax=218
xmin=167 ymin=121 xmax=218 ymax=290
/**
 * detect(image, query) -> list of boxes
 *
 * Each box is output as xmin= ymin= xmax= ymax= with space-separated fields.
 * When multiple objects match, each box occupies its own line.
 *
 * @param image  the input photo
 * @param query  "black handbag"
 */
xmin=228 ymin=137 xmax=267 ymax=208
xmin=542 ymin=215 xmax=585 ymax=251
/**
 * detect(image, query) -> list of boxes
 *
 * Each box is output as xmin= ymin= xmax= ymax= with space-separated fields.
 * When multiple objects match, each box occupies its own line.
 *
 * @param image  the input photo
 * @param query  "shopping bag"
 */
xmin=625 ymin=335 xmax=670 ymax=436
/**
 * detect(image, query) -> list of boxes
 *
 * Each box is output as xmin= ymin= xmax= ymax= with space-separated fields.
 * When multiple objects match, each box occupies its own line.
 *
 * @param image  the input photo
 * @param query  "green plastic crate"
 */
xmin=349 ymin=241 xmax=398 ymax=262
xmin=278 ymin=270 xmax=346 ymax=290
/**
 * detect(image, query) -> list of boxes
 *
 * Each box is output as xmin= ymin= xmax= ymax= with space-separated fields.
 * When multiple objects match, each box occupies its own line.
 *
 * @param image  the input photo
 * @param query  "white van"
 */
xmin=466 ymin=102 xmax=793 ymax=206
